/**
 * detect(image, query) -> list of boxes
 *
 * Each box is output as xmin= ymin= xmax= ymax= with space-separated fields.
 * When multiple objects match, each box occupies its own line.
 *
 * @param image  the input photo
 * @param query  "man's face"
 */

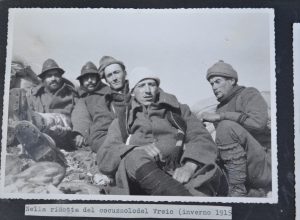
xmin=103 ymin=63 xmax=126 ymax=91
xmin=209 ymin=76 xmax=235 ymax=101
xmin=81 ymin=73 xmax=99 ymax=92
xmin=133 ymin=78 xmax=158 ymax=106
xmin=42 ymin=70 xmax=63 ymax=93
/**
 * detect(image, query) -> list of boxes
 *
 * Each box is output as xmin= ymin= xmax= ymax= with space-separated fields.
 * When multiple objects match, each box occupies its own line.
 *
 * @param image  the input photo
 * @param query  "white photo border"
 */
xmin=0 ymin=8 xmax=277 ymax=203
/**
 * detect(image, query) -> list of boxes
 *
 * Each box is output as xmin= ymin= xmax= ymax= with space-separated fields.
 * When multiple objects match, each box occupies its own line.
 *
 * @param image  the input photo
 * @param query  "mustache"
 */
xmin=49 ymin=80 xmax=59 ymax=84
xmin=86 ymin=83 xmax=95 ymax=86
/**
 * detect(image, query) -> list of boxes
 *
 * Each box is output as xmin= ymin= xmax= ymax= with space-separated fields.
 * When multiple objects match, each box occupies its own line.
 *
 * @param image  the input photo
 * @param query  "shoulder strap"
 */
xmin=117 ymin=105 xmax=131 ymax=143
xmin=166 ymin=109 xmax=186 ymax=134
xmin=166 ymin=107 xmax=187 ymax=149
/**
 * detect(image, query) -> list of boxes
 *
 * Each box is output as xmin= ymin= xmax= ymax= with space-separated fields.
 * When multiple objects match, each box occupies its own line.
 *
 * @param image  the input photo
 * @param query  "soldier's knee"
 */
xmin=124 ymin=150 xmax=138 ymax=169
xmin=216 ymin=120 xmax=240 ymax=136
xmin=124 ymin=149 xmax=153 ymax=178
xmin=216 ymin=120 xmax=247 ymax=145
xmin=124 ymin=150 xmax=144 ymax=174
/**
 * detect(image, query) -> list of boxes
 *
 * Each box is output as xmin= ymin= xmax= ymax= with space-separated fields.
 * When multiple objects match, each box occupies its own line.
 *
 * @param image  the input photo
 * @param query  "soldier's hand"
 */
xmin=173 ymin=161 xmax=197 ymax=183
xmin=136 ymin=143 xmax=161 ymax=161
xmin=200 ymin=112 xmax=221 ymax=122
xmin=49 ymin=125 xmax=71 ymax=137
xmin=74 ymin=134 xmax=85 ymax=148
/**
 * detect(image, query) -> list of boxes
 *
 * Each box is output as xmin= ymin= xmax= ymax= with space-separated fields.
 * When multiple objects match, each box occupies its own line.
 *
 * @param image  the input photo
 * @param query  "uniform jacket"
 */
xmin=215 ymin=86 xmax=270 ymax=148
xmin=83 ymin=81 xmax=131 ymax=152
xmin=26 ymin=79 xmax=78 ymax=117
xmin=71 ymin=82 xmax=109 ymax=139
xmin=97 ymin=89 xmax=223 ymax=195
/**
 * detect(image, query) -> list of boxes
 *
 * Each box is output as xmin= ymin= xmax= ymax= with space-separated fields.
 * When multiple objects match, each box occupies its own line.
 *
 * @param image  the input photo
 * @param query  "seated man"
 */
xmin=9 ymin=58 xmax=78 ymax=165
xmin=71 ymin=61 xmax=107 ymax=148
xmin=201 ymin=60 xmax=271 ymax=197
xmin=97 ymin=67 xmax=223 ymax=196
xmin=88 ymin=56 xmax=131 ymax=153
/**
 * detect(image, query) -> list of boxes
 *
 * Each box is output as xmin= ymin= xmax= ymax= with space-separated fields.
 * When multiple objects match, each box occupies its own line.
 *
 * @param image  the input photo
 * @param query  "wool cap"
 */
xmin=98 ymin=56 xmax=125 ymax=78
xmin=39 ymin=59 xmax=65 ymax=78
xmin=77 ymin=61 xmax=99 ymax=80
xmin=206 ymin=60 xmax=238 ymax=81
xmin=129 ymin=67 xmax=160 ymax=91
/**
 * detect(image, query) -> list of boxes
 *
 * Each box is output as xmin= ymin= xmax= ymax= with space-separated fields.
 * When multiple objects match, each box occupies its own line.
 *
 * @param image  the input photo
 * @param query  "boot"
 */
xmin=15 ymin=120 xmax=67 ymax=167
xmin=218 ymin=143 xmax=247 ymax=197
xmin=7 ymin=88 xmax=32 ymax=145
xmin=31 ymin=112 xmax=72 ymax=137
xmin=135 ymin=161 xmax=191 ymax=196
xmin=31 ymin=111 xmax=47 ymax=132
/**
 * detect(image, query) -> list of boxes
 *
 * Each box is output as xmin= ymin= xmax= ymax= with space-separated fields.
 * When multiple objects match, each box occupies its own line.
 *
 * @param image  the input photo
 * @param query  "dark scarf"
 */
xmin=110 ymin=81 xmax=131 ymax=118
xmin=111 ymin=80 xmax=130 ymax=103
xmin=217 ymin=85 xmax=245 ymax=108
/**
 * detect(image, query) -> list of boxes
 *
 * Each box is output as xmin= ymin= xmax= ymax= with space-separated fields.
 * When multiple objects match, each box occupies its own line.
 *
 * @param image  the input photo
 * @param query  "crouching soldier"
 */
xmin=202 ymin=60 xmax=271 ymax=197
xmin=97 ymin=67 xmax=224 ymax=196
xmin=9 ymin=59 xmax=78 ymax=165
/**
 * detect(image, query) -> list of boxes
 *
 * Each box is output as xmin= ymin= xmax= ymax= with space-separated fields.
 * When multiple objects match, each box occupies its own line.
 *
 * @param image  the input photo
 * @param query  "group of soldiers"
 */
xmin=7 ymin=56 xmax=272 ymax=197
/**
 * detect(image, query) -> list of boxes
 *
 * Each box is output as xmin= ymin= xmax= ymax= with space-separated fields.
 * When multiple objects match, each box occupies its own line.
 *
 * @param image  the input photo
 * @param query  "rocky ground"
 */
xmin=4 ymin=145 xmax=112 ymax=194
xmin=4 ymin=91 xmax=271 ymax=196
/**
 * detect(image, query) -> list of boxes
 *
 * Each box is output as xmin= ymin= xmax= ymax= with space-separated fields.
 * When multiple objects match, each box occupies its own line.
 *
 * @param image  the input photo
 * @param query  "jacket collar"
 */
xmin=32 ymin=82 xmax=66 ymax=96
xmin=218 ymin=85 xmax=245 ymax=107
xmin=128 ymin=89 xmax=180 ymax=130
xmin=110 ymin=80 xmax=130 ymax=95
xmin=32 ymin=78 xmax=76 ymax=96
xmin=84 ymin=80 xmax=130 ymax=97
xmin=131 ymin=88 xmax=180 ymax=112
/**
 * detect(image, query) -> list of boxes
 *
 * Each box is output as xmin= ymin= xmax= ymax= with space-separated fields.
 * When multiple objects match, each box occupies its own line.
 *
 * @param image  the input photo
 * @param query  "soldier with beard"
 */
xmin=9 ymin=59 xmax=78 ymax=165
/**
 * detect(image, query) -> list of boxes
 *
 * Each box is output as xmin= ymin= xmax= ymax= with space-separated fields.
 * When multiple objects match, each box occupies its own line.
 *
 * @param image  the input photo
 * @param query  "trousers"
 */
xmin=215 ymin=120 xmax=271 ymax=189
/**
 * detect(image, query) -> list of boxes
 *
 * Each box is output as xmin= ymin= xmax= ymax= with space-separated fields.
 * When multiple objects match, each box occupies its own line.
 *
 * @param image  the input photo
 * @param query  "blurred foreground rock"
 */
xmin=5 ymin=146 xmax=112 ymax=194
xmin=5 ymin=160 xmax=65 ymax=194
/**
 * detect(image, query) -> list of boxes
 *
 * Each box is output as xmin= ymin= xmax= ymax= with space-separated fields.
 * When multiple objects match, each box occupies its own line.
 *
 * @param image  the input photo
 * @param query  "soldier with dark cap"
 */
xmin=88 ymin=56 xmax=131 ymax=153
xmin=71 ymin=61 xmax=107 ymax=148
xmin=8 ymin=58 xmax=77 ymax=165
xmin=201 ymin=60 xmax=271 ymax=197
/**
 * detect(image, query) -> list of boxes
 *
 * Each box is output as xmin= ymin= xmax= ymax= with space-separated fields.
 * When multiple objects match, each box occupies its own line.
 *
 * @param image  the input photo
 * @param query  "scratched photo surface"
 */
xmin=0 ymin=8 xmax=277 ymax=203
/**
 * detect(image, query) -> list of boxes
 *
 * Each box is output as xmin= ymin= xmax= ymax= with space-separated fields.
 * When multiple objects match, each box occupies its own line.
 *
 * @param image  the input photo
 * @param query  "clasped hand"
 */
xmin=74 ymin=134 xmax=86 ymax=148
xmin=173 ymin=161 xmax=197 ymax=183
xmin=135 ymin=143 xmax=162 ymax=161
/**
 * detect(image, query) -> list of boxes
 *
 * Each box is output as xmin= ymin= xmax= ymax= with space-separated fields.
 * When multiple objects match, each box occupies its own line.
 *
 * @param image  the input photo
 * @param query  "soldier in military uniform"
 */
xmin=9 ymin=59 xmax=78 ymax=165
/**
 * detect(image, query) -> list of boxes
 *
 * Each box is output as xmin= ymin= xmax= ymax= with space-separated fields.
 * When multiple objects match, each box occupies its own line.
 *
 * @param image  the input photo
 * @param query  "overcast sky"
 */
xmin=8 ymin=8 xmax=274 ymax=106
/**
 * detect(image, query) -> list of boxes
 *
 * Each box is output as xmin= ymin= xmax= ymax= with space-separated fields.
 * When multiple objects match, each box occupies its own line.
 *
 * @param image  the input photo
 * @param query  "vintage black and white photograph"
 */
xmin=0 ymin=8 xmax=277 ymax=203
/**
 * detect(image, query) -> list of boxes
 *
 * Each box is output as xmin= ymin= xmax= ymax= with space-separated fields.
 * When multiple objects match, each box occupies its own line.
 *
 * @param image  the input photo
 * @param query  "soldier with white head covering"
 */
xmin=97 ymin=67 xmax=224 ymax=196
